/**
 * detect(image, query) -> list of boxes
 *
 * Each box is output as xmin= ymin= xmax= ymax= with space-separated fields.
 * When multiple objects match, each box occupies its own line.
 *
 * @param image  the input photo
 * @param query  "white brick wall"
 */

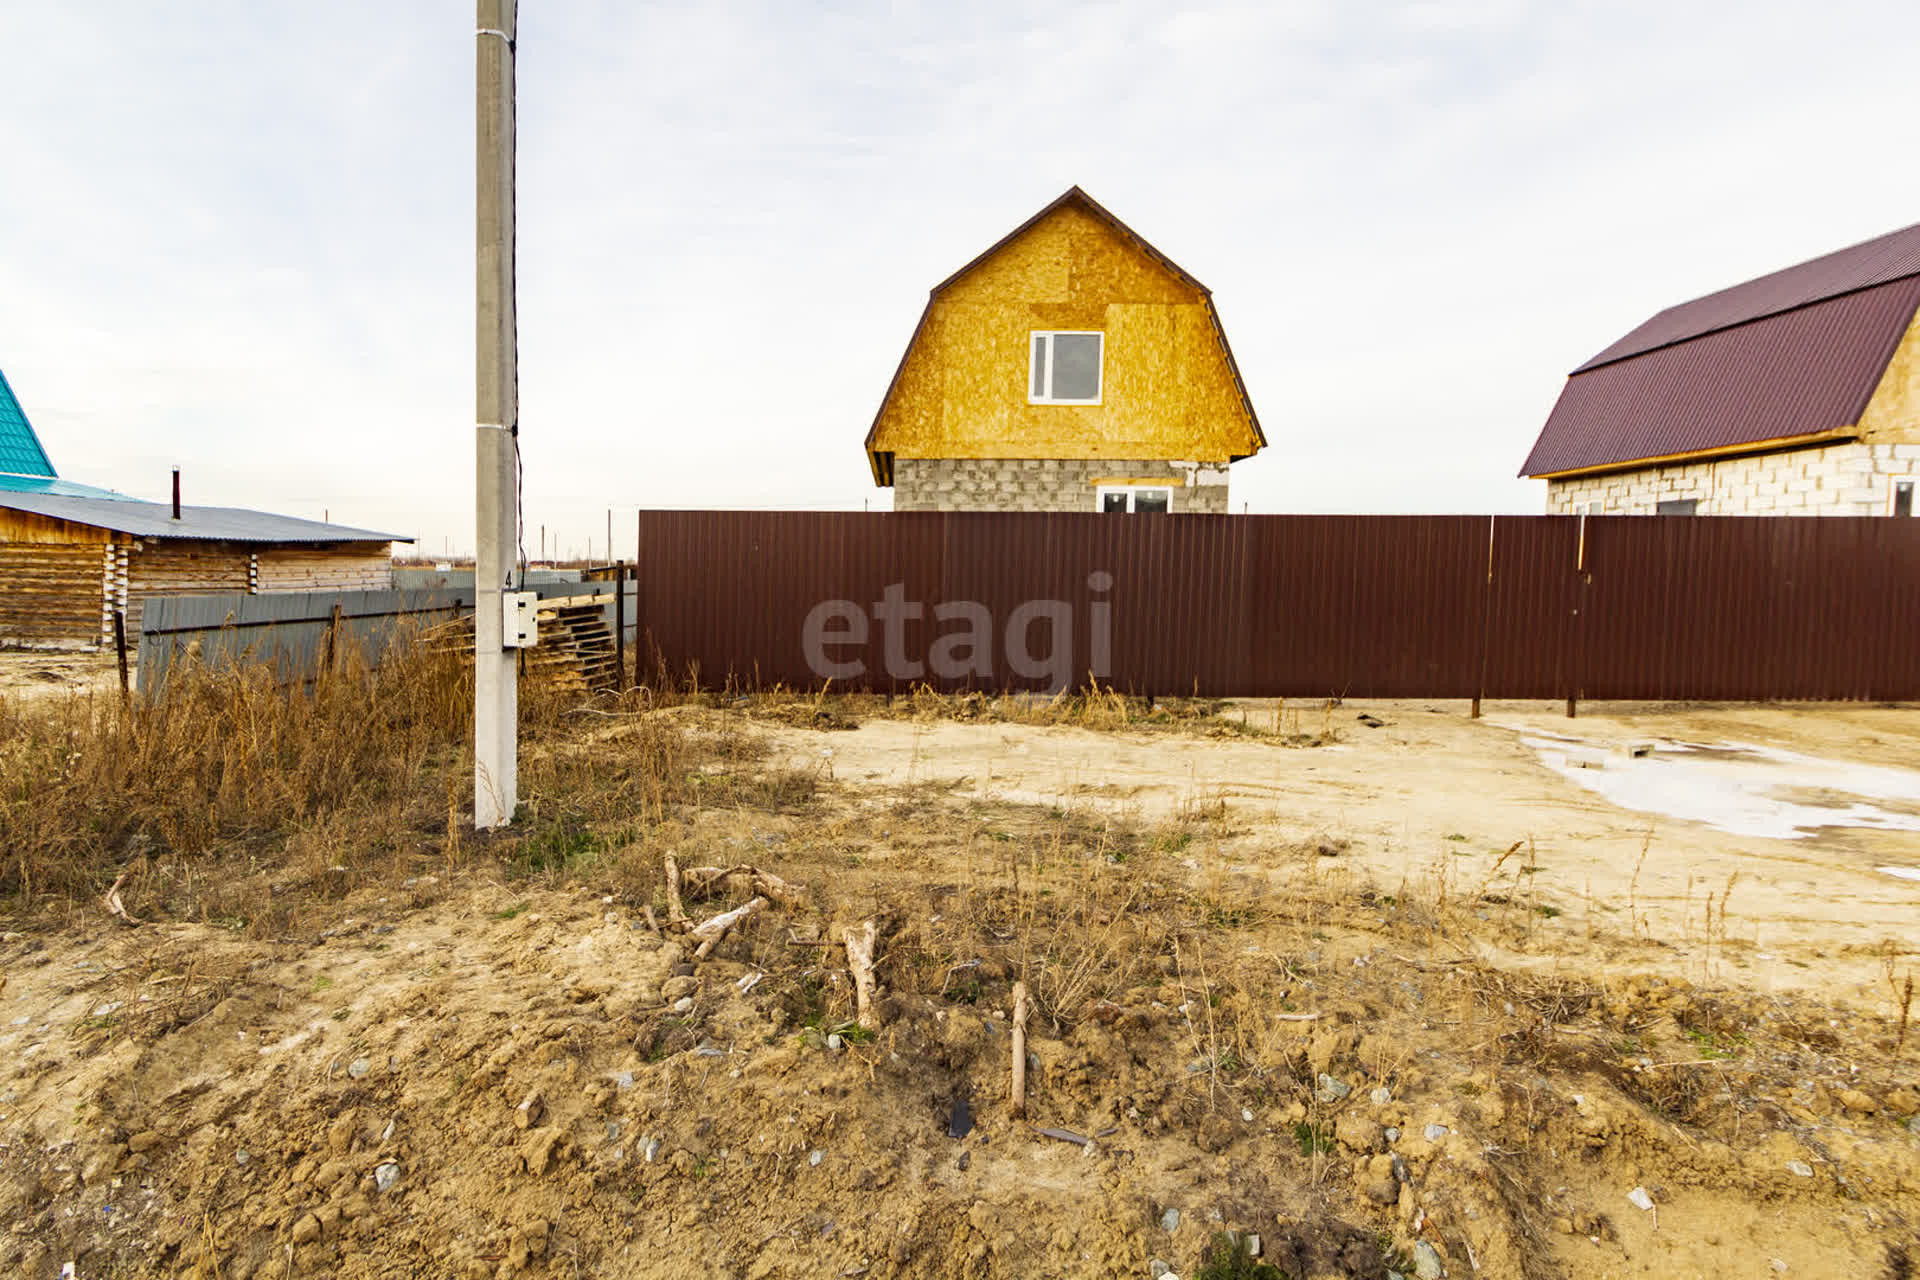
xmin=894 ymin=458 xmax=1233 ymax=513
xmin=1545 ymin=441 xmax=1920 ymax=516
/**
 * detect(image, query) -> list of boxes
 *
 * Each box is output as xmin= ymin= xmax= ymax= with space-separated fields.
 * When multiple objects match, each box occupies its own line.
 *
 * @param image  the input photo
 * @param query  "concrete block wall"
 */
xmin=893 ymin=457 xmax=1231 ymax=513
xmin=1546 ymin=441 xmax=1920 ymax=516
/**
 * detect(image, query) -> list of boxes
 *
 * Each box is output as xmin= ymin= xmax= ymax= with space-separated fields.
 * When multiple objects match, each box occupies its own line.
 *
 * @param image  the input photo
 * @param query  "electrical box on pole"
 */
xmin=503 ymin=591 xmax=538 ymax=648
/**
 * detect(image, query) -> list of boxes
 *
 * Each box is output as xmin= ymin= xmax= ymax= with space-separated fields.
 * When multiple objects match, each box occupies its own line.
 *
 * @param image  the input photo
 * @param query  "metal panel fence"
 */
xmin=135 ymin=589 xmax=473 ymax=697
xmin=135 ymin=580 xmax=644 ymax=697
xmin=632 ymin=511 xmax=1920 ymax=701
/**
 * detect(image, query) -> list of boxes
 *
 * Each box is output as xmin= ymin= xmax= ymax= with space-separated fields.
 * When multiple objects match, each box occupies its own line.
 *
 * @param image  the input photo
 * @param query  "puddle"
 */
xmin=1512 ymin=732 xmax=1920 ymax=842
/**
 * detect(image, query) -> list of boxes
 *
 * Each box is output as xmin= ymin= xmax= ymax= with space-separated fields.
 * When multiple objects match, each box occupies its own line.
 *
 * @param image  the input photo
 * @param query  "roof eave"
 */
xmin=864 ymin=295 xmax=938 ymax=488
xmin=1202 ymin=296 xmax=1265 ymax=454
xmin=1523 ymin=426 xmax=1859 ymax=481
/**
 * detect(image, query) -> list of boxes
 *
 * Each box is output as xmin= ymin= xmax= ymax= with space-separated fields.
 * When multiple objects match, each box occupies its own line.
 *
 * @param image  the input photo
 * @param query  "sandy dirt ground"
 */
xmin=1 ymin=691 xmax=1918 ymax=1279
xmin=765 ymin=699 xmax=1920 ymax=1005
xmin=0 ymin=651 xmax=120 ymax=705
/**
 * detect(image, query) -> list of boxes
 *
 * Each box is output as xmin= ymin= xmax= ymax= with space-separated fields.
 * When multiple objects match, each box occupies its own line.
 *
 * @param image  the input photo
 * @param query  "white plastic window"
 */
xmin=1029 ymin=332 xmax=1103 ymax=404
xmin=1097 ymin=485 xmax=1171 ymax=514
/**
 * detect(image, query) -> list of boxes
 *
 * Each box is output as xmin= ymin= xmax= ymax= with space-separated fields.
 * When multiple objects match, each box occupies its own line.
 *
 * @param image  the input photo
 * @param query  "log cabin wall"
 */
xmin=124 ymin=539 xmax=253 ymax=636
xmin=254 ymin=544 xmax=395 ymax=592
xmin=0 ymin=506 xmax=112 ymax=648
xmin=0 ymin=541 xmax=113 ymax=648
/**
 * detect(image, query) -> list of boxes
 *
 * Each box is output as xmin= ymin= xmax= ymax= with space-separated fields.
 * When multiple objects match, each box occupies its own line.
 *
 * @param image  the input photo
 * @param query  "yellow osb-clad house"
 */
xmin=865 ymin=187 xmax=1264 ymax=514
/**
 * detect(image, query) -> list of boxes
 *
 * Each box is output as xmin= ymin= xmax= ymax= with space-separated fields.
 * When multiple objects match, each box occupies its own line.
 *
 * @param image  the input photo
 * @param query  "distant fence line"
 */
xmin=631 ymin=511 xmax=1920 ymax=702
xmin=134 ymin=515 xmax=1920 ymax=704
xmin=134 ymin=581 xmax=639 ymax=697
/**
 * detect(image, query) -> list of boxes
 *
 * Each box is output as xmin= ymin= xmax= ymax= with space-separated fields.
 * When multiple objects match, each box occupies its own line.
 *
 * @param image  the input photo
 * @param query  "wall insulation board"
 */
xmin=869 ymin=201 xmax=1260 ymax=466
xmin=1857 ymin=304 xmax=1920 ymax=443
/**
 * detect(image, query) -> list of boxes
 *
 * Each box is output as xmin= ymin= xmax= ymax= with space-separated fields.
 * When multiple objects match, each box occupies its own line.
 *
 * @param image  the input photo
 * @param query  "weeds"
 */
xmin=1194 ymin=1232 xmax=1288 ymax=1280
xmin=512 ymin=817 xmax=609 ymax=875
xmin=1882 ymin=941 xmax=1915 ymax=1057
xmin=1292 ymin=1120 xmax=1333 ymax=1156
xmin=1682 ymin=1025 xmax=1745 ymax=1061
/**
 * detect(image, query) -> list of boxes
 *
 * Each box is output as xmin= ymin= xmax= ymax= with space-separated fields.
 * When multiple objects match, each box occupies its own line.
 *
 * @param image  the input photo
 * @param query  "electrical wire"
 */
xmin=482 ymin=7 xmax=527 ymax=591
xmin=509 ymin=3 xmax=525 ymax=591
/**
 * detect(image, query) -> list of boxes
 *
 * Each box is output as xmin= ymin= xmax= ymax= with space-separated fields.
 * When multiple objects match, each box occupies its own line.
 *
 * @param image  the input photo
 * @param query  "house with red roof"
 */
xmin=1521 ymin=223 xmax=1920 ymax=517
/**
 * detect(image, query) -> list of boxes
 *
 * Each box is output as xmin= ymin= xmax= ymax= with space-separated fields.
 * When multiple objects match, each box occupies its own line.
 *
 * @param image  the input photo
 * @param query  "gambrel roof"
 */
xmin=865 ymin=186 xmax=1265 ymax=486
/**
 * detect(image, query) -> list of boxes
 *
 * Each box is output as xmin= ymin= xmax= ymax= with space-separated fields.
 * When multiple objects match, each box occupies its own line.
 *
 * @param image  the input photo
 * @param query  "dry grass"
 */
xmin=636 ymin=662 xmax=1336 ymax=743
xmin=0 ymin=635 xmax=802 ymax=928
xmin=0 ymin=638 xmax=472 ymax=903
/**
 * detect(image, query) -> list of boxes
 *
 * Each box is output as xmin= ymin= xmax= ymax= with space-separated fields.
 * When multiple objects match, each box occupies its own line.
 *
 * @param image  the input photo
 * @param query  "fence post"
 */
xmin=614 ymin=560 xmax=627 ymax=693
xmin=113 ymin=609 xmax=130 ymax=706
xmin=1567 ymin=513 xmax=1587 ymax=718
xmin=324 ymin=602 xmax=344 ymax=682
xmin=645 ymin=506 xmax=652 ymax=690
xmin=1472 ymin=515 xmax=1494 ymax=719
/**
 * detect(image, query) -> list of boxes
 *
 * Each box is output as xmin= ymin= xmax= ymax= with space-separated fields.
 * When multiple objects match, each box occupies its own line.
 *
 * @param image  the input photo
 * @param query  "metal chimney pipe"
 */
xmin=171 ymin=468 xmax=181 ymax=520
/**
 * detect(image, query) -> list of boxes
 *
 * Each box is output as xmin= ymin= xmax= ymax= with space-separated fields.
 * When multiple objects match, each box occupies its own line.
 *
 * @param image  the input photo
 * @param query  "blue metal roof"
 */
xmin=0 ymin=491 xmax=408 ymax=543
xmin=0 ymin=368 xmax=56 ymax=479
xmin=0 ymin=473 xmax=131 ymax=498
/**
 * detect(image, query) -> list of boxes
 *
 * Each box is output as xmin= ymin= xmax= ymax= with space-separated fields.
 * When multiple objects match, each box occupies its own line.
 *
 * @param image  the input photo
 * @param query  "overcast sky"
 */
xmin=5 ymin=1 xmax=1920 ymax=559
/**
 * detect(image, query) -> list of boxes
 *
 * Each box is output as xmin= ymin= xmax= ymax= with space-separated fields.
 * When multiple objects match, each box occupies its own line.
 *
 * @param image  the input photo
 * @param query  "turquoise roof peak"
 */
xmin=0 ymin=368 xmax=57 ymax=479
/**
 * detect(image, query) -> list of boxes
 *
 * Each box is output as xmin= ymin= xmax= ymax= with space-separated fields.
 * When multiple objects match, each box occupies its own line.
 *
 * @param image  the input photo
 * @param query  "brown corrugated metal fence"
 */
xmin=633 ymin=512 xmax=1920 ymax=701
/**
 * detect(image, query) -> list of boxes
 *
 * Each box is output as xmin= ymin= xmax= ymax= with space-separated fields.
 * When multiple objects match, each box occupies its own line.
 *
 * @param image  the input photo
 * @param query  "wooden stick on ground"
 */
xmin=103 ymin=873 xmax=142 ymax=927
xmin=1011 ymin=981 xmax=1030 ymax=1119
xmin=688 ymin=896 xmax=768 ymax=959
xmin=663 ymin=852 xmax=687 ymax=931
xmin=844 ymin=920 xmax=879 ymax=1028
xmin=682 ymin=865 xmax=806 ymax=910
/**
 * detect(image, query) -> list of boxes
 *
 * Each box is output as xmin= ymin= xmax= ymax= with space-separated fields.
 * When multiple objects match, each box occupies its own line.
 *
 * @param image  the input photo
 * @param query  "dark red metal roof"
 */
xmin=1521 ymin=275 xmax=1920 ymax=477
xmin=1576 ymin=219 xmax=1920 ymax=371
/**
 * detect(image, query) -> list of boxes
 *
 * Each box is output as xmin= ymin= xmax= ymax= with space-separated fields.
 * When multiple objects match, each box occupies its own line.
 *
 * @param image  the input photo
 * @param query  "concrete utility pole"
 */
xmin=474 ymin=0 xmax=518 ymax=828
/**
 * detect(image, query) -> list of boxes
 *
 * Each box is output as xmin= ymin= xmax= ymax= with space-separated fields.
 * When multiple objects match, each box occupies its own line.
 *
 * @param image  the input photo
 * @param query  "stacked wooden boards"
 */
xmin=522 ymin=598 xmax=621 ymax=695
xmin=434 ymin=594 xmax=622 ymax=696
